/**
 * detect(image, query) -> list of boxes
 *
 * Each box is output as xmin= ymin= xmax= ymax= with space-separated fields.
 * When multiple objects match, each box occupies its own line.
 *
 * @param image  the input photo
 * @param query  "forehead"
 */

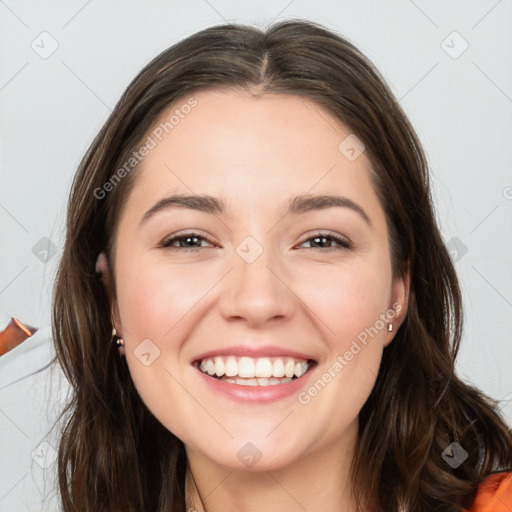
xmin=121 ymin=89 xmax=383 ymax=225
xmin=151 ymin=89 xmax=353 ymax=164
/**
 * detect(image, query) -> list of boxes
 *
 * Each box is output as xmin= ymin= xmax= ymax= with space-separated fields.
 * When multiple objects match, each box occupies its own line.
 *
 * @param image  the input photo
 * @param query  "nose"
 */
xmin=218 ymin=245 xmax=296 ymax=328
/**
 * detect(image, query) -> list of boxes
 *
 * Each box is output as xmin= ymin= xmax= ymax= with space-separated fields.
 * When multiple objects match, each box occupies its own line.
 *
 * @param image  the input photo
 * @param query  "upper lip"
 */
xmin=192 ymin=345 xmax=316 ymax=364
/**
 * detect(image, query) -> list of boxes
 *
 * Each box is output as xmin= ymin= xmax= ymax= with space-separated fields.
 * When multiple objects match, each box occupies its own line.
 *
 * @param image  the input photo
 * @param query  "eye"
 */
xmin=160 ymin=232 xmax=216 ymax=251
xmin=160 ymin=231 xmax=351 ymax=252
xmin=297 ymin=232 xmax=352 ymax=251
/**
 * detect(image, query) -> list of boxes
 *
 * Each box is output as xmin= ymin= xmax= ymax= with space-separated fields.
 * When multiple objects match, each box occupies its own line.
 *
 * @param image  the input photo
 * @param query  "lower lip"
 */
xmin=195 ymin=366 xmax=316 ymax=403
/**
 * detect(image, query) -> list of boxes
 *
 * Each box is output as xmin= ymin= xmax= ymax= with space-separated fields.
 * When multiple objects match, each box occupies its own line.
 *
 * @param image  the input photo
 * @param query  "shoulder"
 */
xmin=462 ymin=471 xmax=512 ymax=512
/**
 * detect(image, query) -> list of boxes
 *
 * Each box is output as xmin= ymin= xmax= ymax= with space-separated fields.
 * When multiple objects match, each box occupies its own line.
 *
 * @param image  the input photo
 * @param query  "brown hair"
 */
xmin=52 ymin=19 xmax=512 ymax=511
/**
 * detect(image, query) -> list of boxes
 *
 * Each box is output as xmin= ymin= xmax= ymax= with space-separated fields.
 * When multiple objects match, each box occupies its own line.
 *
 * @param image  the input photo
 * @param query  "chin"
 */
xmin=186 ymin=433 xmax=313 ymax=473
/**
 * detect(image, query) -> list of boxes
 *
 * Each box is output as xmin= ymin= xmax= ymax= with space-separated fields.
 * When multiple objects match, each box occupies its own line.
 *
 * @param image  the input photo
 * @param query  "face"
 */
xmin=101 ymin=89 xmax=408 ymax=473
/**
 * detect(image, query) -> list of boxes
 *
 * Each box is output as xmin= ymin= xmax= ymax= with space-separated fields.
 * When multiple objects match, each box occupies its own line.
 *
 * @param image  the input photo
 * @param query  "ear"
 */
xmin=96 ymin=252 xmax=125 ymax=355
xmin=384 ymin=262 xmax=410 ymax=347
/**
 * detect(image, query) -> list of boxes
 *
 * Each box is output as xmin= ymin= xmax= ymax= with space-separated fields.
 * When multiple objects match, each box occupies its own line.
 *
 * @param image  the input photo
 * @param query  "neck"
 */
xmin=185 ymin=420 xmax=359 ymax=512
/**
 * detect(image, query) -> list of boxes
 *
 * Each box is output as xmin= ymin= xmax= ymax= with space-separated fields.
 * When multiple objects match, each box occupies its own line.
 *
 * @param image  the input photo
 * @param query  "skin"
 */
xmin=97 ymin=89 xmax=409 ymax=512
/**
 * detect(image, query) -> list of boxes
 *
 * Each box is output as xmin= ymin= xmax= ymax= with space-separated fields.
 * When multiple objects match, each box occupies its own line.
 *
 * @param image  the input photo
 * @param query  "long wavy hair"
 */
xmin=52 ymin=19 xmax=512 ymax=512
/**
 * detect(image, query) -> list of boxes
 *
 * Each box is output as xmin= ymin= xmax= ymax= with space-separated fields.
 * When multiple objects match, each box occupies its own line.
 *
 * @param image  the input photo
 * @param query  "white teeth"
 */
xmin=255 ymin=357 xmax=273 ymax=378
xmin=284 ymin=359 xmax=295 ymax=378
xmin=214 ymin=356 xmax=225 ymax=377
xmin=197 ymin=355 xmax=312 ymax=383
xmin=238 ymin=357 xmax=255 ymax=378
xmin=206 ymin=359 xmax=216 ymax=376
xmin=223 ymin=376 xmax=294 ymax=386
xmin=241 ymin=378 xmax=258 ymax=386
xmin=272 ymin=359 xmax=285 ymax=377
xmin=294 ymin=361 xmax=308 ymax=378
xmin=225 ymin=356 xmax=238 ymax=377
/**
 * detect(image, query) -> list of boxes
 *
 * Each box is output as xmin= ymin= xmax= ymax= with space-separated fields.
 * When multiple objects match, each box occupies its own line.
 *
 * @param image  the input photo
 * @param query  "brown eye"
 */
xmin=298 ymin=232 xmax=352 ymax=251
xmin=161 ymin=232 xmax=214 ymax=250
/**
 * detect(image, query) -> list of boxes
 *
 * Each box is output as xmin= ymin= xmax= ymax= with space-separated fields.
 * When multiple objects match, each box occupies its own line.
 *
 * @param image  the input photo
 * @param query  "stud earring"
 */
xmin=388 ymin=323 xmax=393 ymax=332
xmin=112 ymin=327 xmax=124 ymax=347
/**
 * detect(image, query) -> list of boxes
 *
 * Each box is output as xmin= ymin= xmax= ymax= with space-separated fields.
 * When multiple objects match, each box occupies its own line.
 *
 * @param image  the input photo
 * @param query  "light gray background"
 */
xmin=1 ymin=0 xmax=511 ymax=424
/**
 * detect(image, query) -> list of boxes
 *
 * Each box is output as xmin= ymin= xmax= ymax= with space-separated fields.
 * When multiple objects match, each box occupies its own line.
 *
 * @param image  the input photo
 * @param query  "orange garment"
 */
xmin=0 ymin=317 xmax=33 ymax=355
xmin=462 ymin=471 xmax=512 ymax=512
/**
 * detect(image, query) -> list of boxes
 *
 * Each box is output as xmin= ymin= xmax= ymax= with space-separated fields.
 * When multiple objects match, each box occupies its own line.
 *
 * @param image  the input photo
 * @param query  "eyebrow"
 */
xmin=141 ymin=193 xmax=371 ymax=226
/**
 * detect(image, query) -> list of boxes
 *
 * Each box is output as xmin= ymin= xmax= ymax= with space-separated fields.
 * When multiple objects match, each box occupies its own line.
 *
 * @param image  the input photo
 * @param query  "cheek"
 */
xmin=115 ymin=255 xmax=224 ymax=340
xmin=290 ymin=265 xmax=389 ymax=440
xmin=293 ymin=259 xmax=392 ymax=351
xmin=114 ymin=256 xmax=211 ymax=437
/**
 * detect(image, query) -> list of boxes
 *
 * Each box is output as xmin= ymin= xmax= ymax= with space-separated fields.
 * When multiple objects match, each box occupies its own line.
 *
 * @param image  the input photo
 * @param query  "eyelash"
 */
xmin=160 ymin=231 xmax=352 ymax=252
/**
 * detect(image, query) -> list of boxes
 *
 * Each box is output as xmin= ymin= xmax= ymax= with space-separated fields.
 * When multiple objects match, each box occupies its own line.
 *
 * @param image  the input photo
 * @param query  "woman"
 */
xmin=52 ymin=20 xmax=512 ymax=511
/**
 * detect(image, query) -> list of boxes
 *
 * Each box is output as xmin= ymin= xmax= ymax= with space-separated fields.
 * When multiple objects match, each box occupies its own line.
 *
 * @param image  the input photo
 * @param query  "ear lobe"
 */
xmin=397 ymin=269 xmax=410 ymax=316
xmin=384 ymin=265 xmax=411 ymax=346
xmin=95 ymin=252 xmax=122 ymax=337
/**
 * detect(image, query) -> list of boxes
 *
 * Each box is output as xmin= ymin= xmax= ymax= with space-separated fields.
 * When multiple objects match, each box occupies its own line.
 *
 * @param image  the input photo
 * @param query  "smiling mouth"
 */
xmin=195 ymin=356 xmax=315 ymax=387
